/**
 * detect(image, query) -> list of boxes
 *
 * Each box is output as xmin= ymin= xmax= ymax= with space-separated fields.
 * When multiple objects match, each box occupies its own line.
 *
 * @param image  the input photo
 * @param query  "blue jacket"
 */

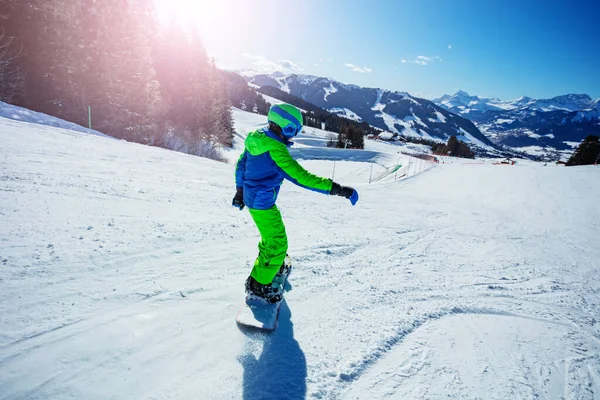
xmin=235 ymin=128 xmax=333 ymax=210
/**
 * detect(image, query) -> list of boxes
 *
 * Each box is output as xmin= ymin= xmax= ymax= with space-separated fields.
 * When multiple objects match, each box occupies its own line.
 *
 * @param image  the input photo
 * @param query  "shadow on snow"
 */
xmin=237 ymin=300 xmax=307 ymax=400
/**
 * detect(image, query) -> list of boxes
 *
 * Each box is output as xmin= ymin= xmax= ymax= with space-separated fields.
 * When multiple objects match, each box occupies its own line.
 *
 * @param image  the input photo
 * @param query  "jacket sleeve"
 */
xmin=269 ymin=147 xmax=333 ymax=194
xmin=235 ymin=151 xmax=247 ymax=188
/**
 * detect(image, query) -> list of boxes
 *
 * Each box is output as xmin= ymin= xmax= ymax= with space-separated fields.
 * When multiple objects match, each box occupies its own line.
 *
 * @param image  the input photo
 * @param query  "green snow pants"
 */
xmin=248 ymin=205 xmax=288 ymax=285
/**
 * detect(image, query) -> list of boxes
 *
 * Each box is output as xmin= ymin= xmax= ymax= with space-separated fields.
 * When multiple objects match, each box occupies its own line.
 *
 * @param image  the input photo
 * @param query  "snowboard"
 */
xmin=236 ymin=256 xmax=292 ymax=331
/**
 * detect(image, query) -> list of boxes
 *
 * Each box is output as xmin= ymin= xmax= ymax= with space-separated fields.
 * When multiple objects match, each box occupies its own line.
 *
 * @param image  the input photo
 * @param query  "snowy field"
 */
xmin=1 ymin=108 xmax=600 ymax=399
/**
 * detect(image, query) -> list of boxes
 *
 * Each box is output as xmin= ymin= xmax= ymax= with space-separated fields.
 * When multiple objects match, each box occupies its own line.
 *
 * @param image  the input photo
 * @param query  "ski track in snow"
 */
xmin=1 ymin=109 xmax=600 ymax=400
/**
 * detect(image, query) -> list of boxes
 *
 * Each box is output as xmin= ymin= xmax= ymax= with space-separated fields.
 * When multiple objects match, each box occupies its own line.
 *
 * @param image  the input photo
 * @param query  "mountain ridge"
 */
xmin=434 ymin=90 xmax=597 ymax=115
xmin=433 ymin=90 xmax=600 ymax=156
xmin=246 ymin=73 xmax=495 ymax=148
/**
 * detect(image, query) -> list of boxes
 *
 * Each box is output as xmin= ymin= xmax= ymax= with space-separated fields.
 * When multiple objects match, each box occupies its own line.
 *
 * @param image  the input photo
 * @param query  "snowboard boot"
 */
xmin=245 ymin=276 xmax=282 ymax=304
xmin=271 ymin=256 xmax=292 ymax=293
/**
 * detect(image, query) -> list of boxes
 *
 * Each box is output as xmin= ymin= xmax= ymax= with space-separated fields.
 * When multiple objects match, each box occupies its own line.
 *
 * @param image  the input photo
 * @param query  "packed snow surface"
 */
xmin=1 ymin=109 xmax=599 ymax=400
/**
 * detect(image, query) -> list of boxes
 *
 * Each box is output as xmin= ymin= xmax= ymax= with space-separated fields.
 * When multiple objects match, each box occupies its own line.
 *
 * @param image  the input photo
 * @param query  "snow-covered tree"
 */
xmin=0 ymin=29 xmax=23 ymax=102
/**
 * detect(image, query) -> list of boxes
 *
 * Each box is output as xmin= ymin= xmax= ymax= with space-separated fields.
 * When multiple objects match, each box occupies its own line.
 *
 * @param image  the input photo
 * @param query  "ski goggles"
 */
xmin=282 ymin=123 xmax=303 ymax=137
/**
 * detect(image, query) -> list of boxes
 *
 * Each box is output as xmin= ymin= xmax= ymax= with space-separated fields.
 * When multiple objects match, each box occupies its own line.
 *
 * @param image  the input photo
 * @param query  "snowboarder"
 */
xmin=232 ymin=103 xmax=358 ymax=304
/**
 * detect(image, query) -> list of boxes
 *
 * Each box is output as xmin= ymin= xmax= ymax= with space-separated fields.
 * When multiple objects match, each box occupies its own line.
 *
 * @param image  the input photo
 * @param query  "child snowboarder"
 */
xmin=232 ymin=103 xmax=358 ymax=303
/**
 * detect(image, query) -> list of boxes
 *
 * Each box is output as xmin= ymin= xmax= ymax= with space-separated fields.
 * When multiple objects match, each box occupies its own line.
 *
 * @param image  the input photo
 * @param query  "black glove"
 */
xmin=330 ymin=182 xmax=359 ymax=205
xmin=232 ymin=187 xmax=245 ymax=210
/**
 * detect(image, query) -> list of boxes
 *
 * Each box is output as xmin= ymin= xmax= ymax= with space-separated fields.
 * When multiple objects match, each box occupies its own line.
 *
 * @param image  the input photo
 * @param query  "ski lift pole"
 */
xmin=88 ymin=106 xmax=92 ymax=129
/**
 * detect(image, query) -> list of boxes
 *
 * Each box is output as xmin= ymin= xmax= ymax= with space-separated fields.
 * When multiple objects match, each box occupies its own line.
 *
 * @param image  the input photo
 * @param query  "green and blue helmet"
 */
xmin=267 ymin=103 xmax=303 ymax=139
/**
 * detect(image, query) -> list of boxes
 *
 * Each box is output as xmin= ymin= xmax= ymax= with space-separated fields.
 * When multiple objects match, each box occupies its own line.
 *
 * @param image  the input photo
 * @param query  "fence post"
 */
xmin=88 ymin=106 xmax=92 ymax=129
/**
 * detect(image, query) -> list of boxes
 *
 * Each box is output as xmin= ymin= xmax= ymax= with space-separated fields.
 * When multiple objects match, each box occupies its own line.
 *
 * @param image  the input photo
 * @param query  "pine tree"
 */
xmin=152 ymin=25 xmax=233 ymax=152
xmin=112 ymin=0 xmax=160 ymax=140
xmin=337 ymin=125 xmax=347 ymax=148
xmin=567 ymin=135 xmax=600 ymax=166
xmin=447 ymin=135 xmax=460 ymax=156
xmin=188 ymin=26 xmax=210 ymax=136
xmin=153 ymin=20 xmax=196 ymax=131
xmin=3 ymin=0 xmax=232 ymax=159
xmin=3 ymin=0 xmax=160 ymax=139
xmin=71 ymin=0 xmax=159 ymax=139
xmin=439 ymin=135 xmax=474 ymax=158
xmin=203 ymin=69 xmax=234 ymax=148
xmin=1 ymin=0 xmax=73 ymax=114
xmin=347 ymin=124 xmax=364 ymax=149
xmin=0 ymin=28 xmax=24 ymax=102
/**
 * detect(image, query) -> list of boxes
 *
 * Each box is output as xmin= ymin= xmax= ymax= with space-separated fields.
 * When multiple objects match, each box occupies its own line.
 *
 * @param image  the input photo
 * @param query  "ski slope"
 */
xmin=1 ymin=108 xmax=600 ymax=400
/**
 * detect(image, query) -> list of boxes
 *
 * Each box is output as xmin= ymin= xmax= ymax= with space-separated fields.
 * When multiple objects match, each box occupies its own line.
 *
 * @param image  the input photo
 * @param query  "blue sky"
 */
xmin=164 ymin=0 xmax=600 ymax=100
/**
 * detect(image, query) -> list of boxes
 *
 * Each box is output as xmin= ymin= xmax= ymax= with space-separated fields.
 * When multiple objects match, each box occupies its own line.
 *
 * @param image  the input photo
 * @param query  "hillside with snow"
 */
xmin=1 ymin=107 xmax=599 ymax=399
xmin=247 ymin=73 xmax=495 ymax=149
xmin=0 ymin=101 xmax=109 ymax=138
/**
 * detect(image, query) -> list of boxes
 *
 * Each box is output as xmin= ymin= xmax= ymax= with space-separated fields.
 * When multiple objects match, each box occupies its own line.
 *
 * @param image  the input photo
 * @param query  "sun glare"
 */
xmin=154 ymin=0 xmax=254 ymax=50
xmin=154 ymin=0 xmax=260 ymax=69
xmin=155 ymin=0 xmax=226 ymax=28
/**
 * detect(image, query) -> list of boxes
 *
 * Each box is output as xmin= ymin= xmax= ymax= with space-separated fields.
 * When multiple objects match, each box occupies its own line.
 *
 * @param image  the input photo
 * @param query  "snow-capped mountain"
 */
xmin=434 ymin=91 xmax=516 ymax=115
xmin=435 ymin=91 xmax=598 ymax=118
xmin=247 ymin=73 xmax=495 ymax=148
xmin=433 ymin=91 xmax=600 ymax=155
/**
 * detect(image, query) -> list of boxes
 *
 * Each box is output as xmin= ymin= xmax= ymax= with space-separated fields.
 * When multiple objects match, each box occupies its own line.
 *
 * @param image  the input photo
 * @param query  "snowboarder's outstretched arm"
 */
xmin=270 ymin=146 xmax=331 ymax=194
xmin=270 ymin=146 xmax=359 ymax=205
